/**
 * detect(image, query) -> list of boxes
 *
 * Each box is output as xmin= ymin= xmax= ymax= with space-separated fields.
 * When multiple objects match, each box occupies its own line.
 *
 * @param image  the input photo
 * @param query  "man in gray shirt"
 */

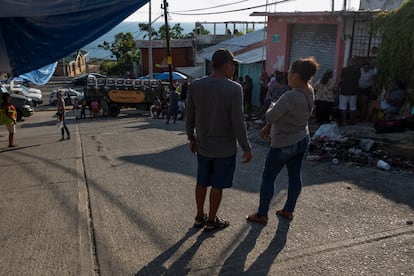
xmin=186 ymin=48 xmax=252 ymax=232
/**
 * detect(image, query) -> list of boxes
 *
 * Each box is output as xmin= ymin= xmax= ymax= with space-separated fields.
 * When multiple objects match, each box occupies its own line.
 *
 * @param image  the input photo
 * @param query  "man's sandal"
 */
xmin=276 ymin=209 xmax=293 ymax=220
xmin=246 ymin=213 xmax=268 ymax=225
xmin=193 ymin=214 xmax=208 ymax=228
xmin=203 ymin=217 xmax=230 ymax=232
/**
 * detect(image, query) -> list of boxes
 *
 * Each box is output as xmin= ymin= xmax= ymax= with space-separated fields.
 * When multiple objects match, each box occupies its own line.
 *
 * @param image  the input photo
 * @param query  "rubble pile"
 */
xmin=307 ymin=137 xmax=412 ymax=170
xmin=307 ymin=125 xmax=414 ymax=172
xmin=247 ymin=121 xmax=414 ymax=172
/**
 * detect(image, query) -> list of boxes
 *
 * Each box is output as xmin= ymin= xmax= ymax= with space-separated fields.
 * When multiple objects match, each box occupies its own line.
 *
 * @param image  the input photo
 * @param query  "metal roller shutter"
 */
xmin=289 ymin=24 xmax=337 ymax=83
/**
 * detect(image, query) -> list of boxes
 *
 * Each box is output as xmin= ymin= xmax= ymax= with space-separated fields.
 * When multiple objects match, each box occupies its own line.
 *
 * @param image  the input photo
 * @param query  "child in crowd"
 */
xmin=91 ymin=99 xmax=99 ymax=118
xmin=1 ymin=93 xmax=17 ymax=147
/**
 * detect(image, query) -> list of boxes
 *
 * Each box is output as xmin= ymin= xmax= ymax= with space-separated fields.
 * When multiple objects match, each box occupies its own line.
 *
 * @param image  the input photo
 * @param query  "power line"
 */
xmin=172 ymin=0 xmax=250 ymax=12
xmin=170 ymin=0 xmax=294 ymax=16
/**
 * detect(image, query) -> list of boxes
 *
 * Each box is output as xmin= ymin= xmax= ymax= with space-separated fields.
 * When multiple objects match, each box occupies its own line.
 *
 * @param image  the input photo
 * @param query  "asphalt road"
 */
xmin=0 ymin=110 xmax=413 ymax=275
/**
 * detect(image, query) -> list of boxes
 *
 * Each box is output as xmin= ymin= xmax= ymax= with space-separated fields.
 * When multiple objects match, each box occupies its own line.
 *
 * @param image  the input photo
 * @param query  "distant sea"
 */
xmin=83 ymin=21 xmax=264 ymax=60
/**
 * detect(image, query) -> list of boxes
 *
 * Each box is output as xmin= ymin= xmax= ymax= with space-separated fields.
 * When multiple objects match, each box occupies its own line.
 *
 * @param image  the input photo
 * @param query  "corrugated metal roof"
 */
xmin=199 ymin=28 xmax=266 ymax=61
xmin=176 ymin=66 xmax=204 ymax=80
xmin=236 ymin=46 xmax=266 ymax=64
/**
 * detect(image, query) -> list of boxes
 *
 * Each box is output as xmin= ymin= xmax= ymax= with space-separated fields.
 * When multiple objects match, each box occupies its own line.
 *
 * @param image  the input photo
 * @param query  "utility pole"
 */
xmin=162 ymin=0 xmax=173 ymax=88
xmin=149 ymin=0 xmax=153 ymax=79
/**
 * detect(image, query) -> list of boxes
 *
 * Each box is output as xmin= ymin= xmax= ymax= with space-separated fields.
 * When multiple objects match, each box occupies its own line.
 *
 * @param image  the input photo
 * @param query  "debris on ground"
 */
xmin=247 ymin=121 xmax=414 ymax=173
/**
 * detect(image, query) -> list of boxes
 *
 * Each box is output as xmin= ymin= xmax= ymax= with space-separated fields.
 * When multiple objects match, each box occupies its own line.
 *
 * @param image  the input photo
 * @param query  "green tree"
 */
xmin=138 ymin=23 xmax=159 ymax=39
xmin=188 ymin=22 xmax=211 ymax=37
xmin=159 ymin=23 xmax=186 ymax=39
xmin=98 ymin=32 xmax=139 ymax=75
xmin=373 ymin=0 xmax=414 ymax=89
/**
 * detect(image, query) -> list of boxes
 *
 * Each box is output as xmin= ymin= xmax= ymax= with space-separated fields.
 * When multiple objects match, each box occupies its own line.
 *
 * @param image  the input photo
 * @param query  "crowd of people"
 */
xmin=150 ymin=80 xmax=188 ymax=124
xmin=255 ymin=60 xmax=408 ymax=126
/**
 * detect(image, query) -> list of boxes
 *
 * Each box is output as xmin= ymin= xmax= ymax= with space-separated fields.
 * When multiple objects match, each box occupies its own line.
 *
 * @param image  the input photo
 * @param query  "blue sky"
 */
xmin=125 ymin=0 xmax=361 ymax=22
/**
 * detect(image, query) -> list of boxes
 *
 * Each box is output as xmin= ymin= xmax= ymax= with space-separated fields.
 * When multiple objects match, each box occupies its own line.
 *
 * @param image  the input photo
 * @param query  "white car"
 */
xmin=6 ymin=84 xmax=43 ymax=106
xmin=28 ymin=87 xmax=42 ymax=95
xmin=49 ymin=88 xmax=83 ymax=106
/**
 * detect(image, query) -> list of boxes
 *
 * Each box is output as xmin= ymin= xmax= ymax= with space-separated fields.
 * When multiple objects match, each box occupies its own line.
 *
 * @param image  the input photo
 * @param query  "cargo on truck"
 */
xmin=83 ymin=76 xmax=169 ymax=116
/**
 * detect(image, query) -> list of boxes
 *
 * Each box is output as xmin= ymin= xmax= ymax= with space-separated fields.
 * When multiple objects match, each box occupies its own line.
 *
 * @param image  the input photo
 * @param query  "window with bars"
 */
xmin=350 ymin=19 xmax=382 ymax=66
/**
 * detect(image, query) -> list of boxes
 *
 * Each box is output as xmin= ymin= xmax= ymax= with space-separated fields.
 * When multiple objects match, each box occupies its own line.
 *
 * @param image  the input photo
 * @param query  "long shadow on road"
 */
xmin=118 ymin=144 xmax=414 ymax=209
xmin=135 ymin=228 xmax=213 ymax=276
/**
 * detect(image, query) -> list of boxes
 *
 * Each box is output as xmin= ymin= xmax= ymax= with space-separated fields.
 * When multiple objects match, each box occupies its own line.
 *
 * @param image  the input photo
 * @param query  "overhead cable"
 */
xmin=170 ymin=0 xmax=294 ymax=16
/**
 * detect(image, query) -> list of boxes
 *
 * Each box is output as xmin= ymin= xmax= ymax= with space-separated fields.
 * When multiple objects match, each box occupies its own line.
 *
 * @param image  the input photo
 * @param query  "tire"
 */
xmin=109 ymin=104 xmax=120 ymax=116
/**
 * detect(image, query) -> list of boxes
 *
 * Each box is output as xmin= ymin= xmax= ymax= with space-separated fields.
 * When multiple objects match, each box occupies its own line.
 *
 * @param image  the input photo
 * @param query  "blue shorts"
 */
xmin=197 ymin=154 xmax=236 ymax=189
xmin=381 ymin=100 xmax=399 ymax=114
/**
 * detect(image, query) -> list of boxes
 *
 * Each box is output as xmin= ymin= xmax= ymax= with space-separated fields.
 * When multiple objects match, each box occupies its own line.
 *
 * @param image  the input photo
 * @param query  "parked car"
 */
xmin=71 ymin=73 xmax=106 ymax=86
xmin=49 ymin=88 xmax=83 ymax=106
xmin=27 ymin=87 xmax=42 ymax=95
xmin=0 ymin=85 xmax=34 ymax=121
xmin=6 ymin=84 xmax=43 ymax=106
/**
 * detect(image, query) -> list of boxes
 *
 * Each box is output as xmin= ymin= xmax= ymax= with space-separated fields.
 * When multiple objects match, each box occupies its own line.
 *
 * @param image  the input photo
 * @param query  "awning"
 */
xmin=235 ymin=47 xmax=266 ymax=64
xmin=0 ymin=0 xmax=149 ymax=77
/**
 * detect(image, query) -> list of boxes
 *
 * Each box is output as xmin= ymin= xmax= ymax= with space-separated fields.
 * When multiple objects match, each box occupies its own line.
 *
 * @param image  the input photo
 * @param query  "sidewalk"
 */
xmin=0 ymin=111 xmax=94 ymax=275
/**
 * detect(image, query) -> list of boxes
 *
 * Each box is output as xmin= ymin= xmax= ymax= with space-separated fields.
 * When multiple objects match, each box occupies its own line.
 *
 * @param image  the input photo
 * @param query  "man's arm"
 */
xmin=231 ymin=86 xmax=251 ymax=157
xmin=185 ymin=87 xmax=198 ymax=154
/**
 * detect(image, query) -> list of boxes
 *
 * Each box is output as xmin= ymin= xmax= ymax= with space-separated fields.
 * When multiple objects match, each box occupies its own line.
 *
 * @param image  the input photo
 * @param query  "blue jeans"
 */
xmin=60 ymin=118 xmax=70 ymax=137
xmin=258 ymin=136 xmax=309 ymax=216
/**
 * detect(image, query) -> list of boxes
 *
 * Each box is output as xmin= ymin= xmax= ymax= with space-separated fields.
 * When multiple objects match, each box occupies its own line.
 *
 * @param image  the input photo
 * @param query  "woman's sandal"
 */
xmin=276 ymin=209 xmax=293 ymax=220
xmin=203 ymin=217 xmax=230 ymax=232
xmin=193 ymin=214 xmax=208 ymax=228
xmin=246 ymin=213 xmax=268 ymax=225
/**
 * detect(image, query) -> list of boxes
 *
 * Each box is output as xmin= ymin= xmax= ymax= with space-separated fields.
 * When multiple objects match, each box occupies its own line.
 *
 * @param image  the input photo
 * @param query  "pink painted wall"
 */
xmin=265 ymin=14 xmax=346 ymax=83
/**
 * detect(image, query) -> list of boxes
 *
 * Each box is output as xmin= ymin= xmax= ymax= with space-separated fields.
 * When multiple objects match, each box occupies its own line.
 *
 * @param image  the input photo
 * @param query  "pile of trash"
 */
xmin=307 ymin=124 xmax=414 ymax=171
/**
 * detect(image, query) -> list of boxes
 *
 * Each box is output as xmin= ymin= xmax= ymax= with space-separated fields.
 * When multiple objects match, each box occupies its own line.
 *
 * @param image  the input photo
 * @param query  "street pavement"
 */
xmin=0 ymin=109 xmax=413 ymax=276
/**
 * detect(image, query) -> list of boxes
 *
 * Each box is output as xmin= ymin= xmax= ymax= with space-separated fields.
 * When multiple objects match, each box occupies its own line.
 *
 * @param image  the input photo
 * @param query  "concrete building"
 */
xmin=251 ymin=11 xmax=382 ymax=83
xmin=54 ymin=50 xmax=89 ymax=77
xmin=199 ymin=29 xmax=267 ymax=107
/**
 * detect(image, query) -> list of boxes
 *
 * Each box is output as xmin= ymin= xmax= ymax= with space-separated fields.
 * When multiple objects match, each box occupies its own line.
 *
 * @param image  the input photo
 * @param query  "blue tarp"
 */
xmin=19 ymin=62 xmax=58 ymax=85
xmin=139 ymin=72 xmax=188 ymax=81
xmin=0 ymin=0 xmax=149 ymax=77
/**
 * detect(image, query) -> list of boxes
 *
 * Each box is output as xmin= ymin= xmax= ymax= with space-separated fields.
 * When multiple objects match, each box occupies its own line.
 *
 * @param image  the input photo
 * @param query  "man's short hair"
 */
xmin=212 ymin=48 xmax=240 ymax=69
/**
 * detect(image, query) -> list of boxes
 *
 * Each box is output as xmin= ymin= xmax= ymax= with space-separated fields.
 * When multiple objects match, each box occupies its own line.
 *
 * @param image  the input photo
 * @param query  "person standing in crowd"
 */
xmin=180 ymin=80 xmax=189 ymax=102
xmin=165 ymin=87 xmax=180 ymax=124
xmin=247 ymin=57 xmax=318 ymax=225
xmin=259 ymin=71 xmax=270 ymax=107
xmin=56 ymin=91 xmax=70 ymax=141
xmin=90 ymin=98 xmax=99 ymax=118
xmin=1 ymin=93 xmax=17 ymax=147
xmin=186 ymin=48 xmax=252 ymax=232
xmin=80 ymin=98 xmax=87 ymax=119
xmin=358 ymin=61 xmax=376 ymax=120
xmin=338 ymin=60 xmax=361 ymax=126
xmin=243 ymin=75 xmax=253 ymax=114
xmin=314 ymin=69 xmax=336 ymax=123
xmin=271 ymin=71 xmax=290 ymax=101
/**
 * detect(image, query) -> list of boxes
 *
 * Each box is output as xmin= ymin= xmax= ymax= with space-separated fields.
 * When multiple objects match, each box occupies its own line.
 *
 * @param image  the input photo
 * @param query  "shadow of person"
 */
xmin=134 ymin=228 xmax=211 ymax=276
xmin=162 ymin=231 xmax=213 ymax=275
xmin=218 ymin=223 xmax=265 ymax=275
xmin=245 ymin=219 xmax=291 ymax=275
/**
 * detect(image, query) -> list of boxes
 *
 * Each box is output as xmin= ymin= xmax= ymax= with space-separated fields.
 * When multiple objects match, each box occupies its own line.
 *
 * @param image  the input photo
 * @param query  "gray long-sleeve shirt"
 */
xmin=186 ymin=76 xmax=251 ymax=158
xmin=266 ymin=88 xmax=314 ymax=148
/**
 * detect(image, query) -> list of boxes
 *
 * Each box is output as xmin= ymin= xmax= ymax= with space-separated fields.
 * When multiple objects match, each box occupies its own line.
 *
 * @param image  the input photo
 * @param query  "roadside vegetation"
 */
xmin=373 ymin=0 xmax=414 ymax=94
